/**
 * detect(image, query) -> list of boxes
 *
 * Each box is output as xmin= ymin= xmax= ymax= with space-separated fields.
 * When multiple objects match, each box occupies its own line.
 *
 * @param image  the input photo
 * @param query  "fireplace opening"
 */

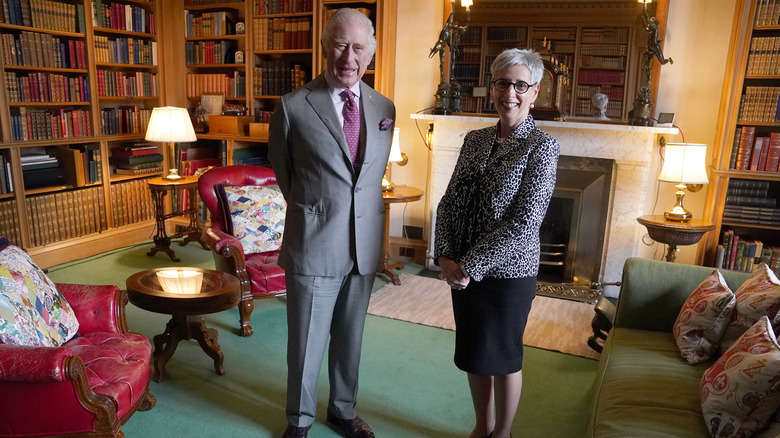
xmin=538 ymin=155 xmax=615 ymax=286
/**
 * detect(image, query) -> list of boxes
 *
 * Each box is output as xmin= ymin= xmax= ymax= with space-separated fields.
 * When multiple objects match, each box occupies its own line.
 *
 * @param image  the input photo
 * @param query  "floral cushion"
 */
xmin=222 ymin=185 xmax=286 ymax=254
xmin=700 ymin=316 xmax=780 ymax=438
xmin=673 ymin=270 xmax=736 ymax=365
xmin=0 ymin=237 xmax=79 ymax=346
xmin=719 ymin=263 xmax=780 ymax=351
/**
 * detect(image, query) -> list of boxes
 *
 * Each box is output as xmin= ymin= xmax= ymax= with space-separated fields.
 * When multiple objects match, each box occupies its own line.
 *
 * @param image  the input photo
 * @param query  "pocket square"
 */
xmin=379 ymin=119 xmax=393 ymax=131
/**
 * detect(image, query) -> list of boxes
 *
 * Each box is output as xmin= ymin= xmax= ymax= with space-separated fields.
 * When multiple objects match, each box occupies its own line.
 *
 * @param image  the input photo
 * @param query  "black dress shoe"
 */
xmin=326 ymin=412 xmax=375 ymax=438
xmin=281 ymin=424 xmax=310 ymax=438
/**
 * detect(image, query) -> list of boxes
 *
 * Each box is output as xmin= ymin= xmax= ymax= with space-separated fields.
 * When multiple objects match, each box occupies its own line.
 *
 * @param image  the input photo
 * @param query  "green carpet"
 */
xmin=45 ymin=241 xmax=597 ymax=438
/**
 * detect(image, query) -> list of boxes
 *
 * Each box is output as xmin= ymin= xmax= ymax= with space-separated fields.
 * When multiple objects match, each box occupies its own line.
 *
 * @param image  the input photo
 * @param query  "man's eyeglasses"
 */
xmin=491 ymin=79 xmax=535 ymax=94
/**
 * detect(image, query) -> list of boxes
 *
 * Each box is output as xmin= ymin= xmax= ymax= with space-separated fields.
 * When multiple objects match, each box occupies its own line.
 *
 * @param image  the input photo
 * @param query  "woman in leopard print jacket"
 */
xmin=434 ymin=48 xmax=559 ymax=438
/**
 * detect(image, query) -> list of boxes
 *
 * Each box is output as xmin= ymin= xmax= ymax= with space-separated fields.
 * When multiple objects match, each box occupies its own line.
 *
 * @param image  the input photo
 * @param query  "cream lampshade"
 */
xmin=156 ymin=269 xmax=204 ymax=294
xmin=658 ymin=143 xmax=709 ymax=222
xmin=382 ymin=128 xmax=408 ymax=192
xmin=145 ymin=107 xmax=198 ymax=180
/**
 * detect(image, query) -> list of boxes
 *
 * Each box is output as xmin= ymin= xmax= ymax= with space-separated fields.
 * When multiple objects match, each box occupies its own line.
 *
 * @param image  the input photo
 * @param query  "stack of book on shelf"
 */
xmin=46 ymin=144 xmax=101 ymax=187
xmin=716 ymin=228 xmax=780 ymax=276
xmin=730 ymin=128 xmax=780 ymax=171
xmin=109 ymin=142 xmax=163 ymax=175
xmin=232 ymin=145 xmax=268 ymax=166
xmin=722 ymin=179 xmax=780 ymax=225
xmin=20 ymin=148 xmax=64 ymax=190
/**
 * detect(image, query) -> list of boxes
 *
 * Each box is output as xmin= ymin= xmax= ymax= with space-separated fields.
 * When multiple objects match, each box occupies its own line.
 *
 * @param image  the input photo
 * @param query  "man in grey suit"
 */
xmin=268 ymin=8 xmax=395 ymax=438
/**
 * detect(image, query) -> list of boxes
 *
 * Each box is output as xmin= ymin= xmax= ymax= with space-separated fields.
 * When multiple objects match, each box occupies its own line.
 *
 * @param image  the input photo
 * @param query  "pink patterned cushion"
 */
xmin=700 ymin=316 xmax=780 ymax=438
xmin=720 ymin=263 xmax=780 ymax=352
xmin=223 ymin=185 xmax=286 ymax=255
xmin=673 ymin=270 xmax=736 ymax=364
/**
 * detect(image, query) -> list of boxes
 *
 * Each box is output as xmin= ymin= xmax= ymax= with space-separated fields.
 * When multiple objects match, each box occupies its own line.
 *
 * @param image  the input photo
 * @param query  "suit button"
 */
xmin=355 ymin=187 xmax=360 ymax=193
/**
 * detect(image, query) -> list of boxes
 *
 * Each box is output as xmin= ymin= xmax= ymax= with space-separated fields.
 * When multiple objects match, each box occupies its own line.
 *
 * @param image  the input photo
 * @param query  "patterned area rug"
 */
xmin=368 ymin=273 xmax=600 ymax=360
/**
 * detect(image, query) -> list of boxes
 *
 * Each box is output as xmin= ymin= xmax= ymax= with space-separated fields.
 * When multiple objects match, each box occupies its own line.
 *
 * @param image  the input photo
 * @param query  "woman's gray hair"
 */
xmin=490 ymin=49 xmax=544 ymax=85
xmin=322 ymin=8 xmax=377 ymax=56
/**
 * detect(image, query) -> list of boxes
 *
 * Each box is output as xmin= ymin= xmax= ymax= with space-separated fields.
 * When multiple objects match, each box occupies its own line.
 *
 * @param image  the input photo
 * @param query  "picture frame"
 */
xmin=200 ymin=92 xmax=225 ymax=122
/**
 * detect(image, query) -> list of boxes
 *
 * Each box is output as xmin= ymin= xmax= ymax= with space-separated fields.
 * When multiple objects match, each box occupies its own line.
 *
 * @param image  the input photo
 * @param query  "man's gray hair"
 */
xmin=322 ymin=8 xmax=377 ymax=56
xmin=490 ymin=48 xmax=544 ymax=85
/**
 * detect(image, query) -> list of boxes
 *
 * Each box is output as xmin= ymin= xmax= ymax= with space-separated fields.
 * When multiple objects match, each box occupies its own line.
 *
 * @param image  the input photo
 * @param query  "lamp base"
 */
xmin=382 ymin=174 xmax=395 ymax=192
xmin=164 ymin=169 xmax=183 ymax=180
xmin=664 ymin=184 xmax=692 ymax=222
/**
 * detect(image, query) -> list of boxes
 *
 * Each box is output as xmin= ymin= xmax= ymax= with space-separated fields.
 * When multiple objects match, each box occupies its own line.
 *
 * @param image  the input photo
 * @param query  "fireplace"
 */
xmin=414 ymin=114 xmax=678 ymax=298
xmin=539 ymin=156 xmax=616 ymax=285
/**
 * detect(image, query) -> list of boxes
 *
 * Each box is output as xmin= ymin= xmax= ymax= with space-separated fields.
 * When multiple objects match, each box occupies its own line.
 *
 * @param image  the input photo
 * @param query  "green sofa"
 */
xmin=585 ymin=257 xmax=780 ymax=437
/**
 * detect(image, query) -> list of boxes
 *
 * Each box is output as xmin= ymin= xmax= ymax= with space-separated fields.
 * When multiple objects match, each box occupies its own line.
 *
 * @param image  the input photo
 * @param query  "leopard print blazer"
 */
xmin=434 ymin=115 xmax=559 ymax=282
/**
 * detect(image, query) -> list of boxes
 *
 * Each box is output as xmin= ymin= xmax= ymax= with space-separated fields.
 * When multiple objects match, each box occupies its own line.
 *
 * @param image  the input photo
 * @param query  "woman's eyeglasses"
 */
xmin=491 ymin=79 xmax=535 ymax=94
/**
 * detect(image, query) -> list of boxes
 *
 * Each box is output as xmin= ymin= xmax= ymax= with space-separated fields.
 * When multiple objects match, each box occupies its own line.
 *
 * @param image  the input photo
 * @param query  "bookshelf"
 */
xmin=450 ymin=2 xmax=650 ymax=121
xmin=701 ymin=0 xmax=780 ymax=274
xmin=0 ymin=0 xmax=165 ymax=268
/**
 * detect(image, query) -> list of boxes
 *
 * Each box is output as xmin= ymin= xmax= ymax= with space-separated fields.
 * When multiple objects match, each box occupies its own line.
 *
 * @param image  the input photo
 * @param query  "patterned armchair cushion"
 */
xmin=0 ymin=237 xmax=79 ymax=346
xmin=700 ymin=316 xmax=780 ymax=438
xmin=673 ymin=269 xmax=736 ymax=365
xmin=719 ymin=263 xmax=780 ymax=351
xmin=220 ymin=185 xmax=286 ymax=255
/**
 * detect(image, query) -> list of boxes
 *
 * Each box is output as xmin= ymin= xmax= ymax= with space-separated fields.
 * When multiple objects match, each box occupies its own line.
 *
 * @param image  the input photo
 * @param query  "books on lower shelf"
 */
xmin=22 ymin=185 xmax=108 ymax=248
xmin=109 ymin=177 xmax=154 ymax=228
xmin=729 ymin=128 xmax=780 ymax=172
xmin=716 ymin=228 xmax=780 ymax=276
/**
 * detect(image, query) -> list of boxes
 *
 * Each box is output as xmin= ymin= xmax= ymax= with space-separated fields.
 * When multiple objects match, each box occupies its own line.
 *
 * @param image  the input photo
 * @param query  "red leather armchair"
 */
xmin=198 ymin=165 xmax=286 ymax=337
xmin=0 ymin=283 xmax=155 ymax=437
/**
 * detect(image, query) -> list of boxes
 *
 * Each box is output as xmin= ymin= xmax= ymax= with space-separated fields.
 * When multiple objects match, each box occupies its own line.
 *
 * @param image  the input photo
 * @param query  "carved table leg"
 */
xmin=189 ymin=315 xmax=225 ymax=376
xmin=151 ymin=317 xmax=183 ymax=382
xmin=147 ymin=189 xmax=180 ymax=262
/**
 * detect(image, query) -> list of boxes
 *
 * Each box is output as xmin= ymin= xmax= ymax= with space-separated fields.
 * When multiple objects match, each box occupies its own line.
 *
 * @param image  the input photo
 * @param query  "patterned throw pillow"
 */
xmin=700 ymin=316 xmax=780 ymax=438
xmin=223 ymin=185 xmax=286 ymax=254
xmin=720 ymin=263 xmax=780 ymax=351
xmin=0 ymin=237 xmax=79 ymax=346
xmin=673 ymin=270 xmax=736 ymax=365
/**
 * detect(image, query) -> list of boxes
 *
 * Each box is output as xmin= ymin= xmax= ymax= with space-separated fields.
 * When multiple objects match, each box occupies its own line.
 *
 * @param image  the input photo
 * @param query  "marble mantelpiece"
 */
xmin=412 ymin=114 xmax=678 ymax=297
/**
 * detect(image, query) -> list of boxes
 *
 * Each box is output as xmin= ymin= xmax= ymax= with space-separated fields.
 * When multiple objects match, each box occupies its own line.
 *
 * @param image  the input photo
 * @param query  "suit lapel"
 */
xmin=360 ymin=81 xmax=379 ymax=163
xmin=305 ymin=75 xmax=352 ymax=163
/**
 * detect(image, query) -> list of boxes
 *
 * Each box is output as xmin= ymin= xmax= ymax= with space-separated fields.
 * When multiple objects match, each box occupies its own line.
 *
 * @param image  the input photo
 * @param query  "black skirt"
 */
xmin=451 ymin=276 xmax=537 ymax=376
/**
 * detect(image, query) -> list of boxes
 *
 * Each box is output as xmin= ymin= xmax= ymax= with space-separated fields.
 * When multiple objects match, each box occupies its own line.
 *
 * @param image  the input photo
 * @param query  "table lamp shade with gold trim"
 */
xmin=145 ymin=107 xmax=198 ymax=180
xmin=658 ymin=143 xmax=709 ymax=222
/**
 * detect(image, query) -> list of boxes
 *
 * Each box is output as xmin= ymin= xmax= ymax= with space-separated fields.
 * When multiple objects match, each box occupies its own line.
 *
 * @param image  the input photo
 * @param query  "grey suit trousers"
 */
xmin=285 ymin=271 xmax=374 ymax=427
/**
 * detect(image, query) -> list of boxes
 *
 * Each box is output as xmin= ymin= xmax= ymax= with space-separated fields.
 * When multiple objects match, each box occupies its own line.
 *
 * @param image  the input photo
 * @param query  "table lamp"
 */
xmin=156 ymin=269 xmax=204 ymax=294
xmin=658 ymin=143 xmax=709 ymax=222
xmin=145 ymin=107 xmax=198 ymax=180
xmin=382 ymin=128 xmax=408 ymax=191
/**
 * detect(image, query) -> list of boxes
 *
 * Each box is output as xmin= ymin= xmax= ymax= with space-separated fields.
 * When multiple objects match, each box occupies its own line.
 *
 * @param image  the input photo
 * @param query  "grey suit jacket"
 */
xmin=268 ymin=74 xmax=396 ymax=276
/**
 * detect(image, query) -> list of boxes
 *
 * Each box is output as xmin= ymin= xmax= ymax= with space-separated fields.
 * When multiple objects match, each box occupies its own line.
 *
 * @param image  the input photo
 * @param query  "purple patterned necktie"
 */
xmin=341 ymin=89 xmax=359 ymax=164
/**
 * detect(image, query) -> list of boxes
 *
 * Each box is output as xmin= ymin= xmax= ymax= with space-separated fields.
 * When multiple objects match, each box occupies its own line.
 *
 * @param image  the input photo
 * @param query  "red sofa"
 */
xmin=0 ymin=283 xmax=155 ymax=437
xmin=199 ymin=165 xmax=286 ymax=337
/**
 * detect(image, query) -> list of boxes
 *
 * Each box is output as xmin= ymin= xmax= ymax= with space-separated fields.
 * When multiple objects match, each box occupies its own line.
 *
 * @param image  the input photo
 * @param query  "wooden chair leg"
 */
xmin=238 ymin=298 xmax=254 ymax=337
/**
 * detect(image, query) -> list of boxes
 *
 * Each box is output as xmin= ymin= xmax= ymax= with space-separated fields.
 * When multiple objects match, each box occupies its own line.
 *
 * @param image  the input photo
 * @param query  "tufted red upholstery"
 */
xmin=0 ymin=283 xmax=155 ymax=437
xmin=199 ymin=165 xmax=286 ymax=337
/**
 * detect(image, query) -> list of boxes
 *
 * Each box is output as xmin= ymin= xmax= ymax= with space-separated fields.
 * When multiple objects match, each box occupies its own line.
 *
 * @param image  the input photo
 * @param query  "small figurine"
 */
xmin=236 ymin=22 xmax=245 ymax=34
xmin=192 ymin=105 xmax=207 ymax=133
xmin=235 ymin=50 xmax=244 ymax=64
xmin=591 ymin=93 xmax=610 ymax=120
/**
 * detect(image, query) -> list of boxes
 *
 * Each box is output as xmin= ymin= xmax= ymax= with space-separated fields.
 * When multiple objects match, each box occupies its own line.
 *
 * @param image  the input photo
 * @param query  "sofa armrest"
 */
xmin=614 ymin=257 xmax=750 ymax=332
xmin=0 ymin=344 xmax=74 ymax=382
xmin=203 ymin=227 xmax=251 ymax=295
xmin=57 ymin=283 xmax=127 ymax=335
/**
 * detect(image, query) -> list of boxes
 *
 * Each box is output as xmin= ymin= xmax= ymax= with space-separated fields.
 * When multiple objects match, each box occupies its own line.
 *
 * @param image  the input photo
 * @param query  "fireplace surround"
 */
xmin=413 ymin=114 xmax=678 ymax=297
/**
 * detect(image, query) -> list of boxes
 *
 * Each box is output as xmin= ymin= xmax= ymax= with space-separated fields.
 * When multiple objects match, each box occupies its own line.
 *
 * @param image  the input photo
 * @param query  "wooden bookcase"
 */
xmin=450 ymin=1 xmax=655 ymax=121
xmin=701 ymin=0 xmax=780 ymax=273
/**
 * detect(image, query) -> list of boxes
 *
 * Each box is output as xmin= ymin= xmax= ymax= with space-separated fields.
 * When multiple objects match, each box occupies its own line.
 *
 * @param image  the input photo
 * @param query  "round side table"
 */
xmin=637 ymin=215 xmax=715 ymax=263
xmin=380 ymin=186 xmax=424 ymax=285
xmin=147 ymin=176 xmax=208 ymax=262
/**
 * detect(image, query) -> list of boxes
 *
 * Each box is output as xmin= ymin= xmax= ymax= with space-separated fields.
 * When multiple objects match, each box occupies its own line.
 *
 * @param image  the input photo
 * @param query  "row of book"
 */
xmin=255 ymin=0 xmax=313 ymax=15
xmin=253 ymin=61 xmax=306 ymax=96
xmin=95 ymin=70 xmax=157 ymax=98
xmin=581 ymin=27 xmax=628 ymax=44
xmin=486 ymin=26 xmax=526 ymax=42
xmin=1 ymin=31 xmax=87 ymax=70
xmin=1 ymin=0 xmax=85 ymax=33
xmin=0 ymin=199 xmax=20 ymax=243
xmin=93 ymin=36 xmax=157 ymax=66
xmin=5 ymin=71 xmax=90 ymax=103
xmin=451 ymin=64 xmax=479 ymax=80
xmin=11 ymin=107 xmax=93 ymax=141
xmin=186 ymin=72 xmax=246 ymax=99
xmin=738 ymin=86 xmax=780 ymax=122
xmin=729 ymin=128 xmax=780 ymax=171
xmin=574 ymin=99 xmax=622 ymax=117
xmin=716 ymin=229 xmax=780 ymax=275
xmin=746 ymin=36 xmax=780 ymax=76
xmin=110 ymin=177 xmax=154 ymax=229
xmin=725 ymin=178 xmax=775 ymax=207
xmin=185 ymin=40 xmax=237 ymax=65
xmin=100 ymin=106 xmax=150 ymax=136
xmin=577 ymin=69 xmax=625 ymax=85
xmin=109 ymin=142 xmax=162 ymax=176
xmin=24 ymin=186 xmax=108 ymax=248
xmin=185 ymin=10 xmax=236 ymax=38
xmin=252 ymin=17 xmax=312 ymax=51
xmin=91 ymin=0 xmax=155 ymax=34
xmin=575 ymin=84 xmax=624 ymax=100
xmin=580 ymin=55 xmax=625 ymax=69
xmin=580 ymin=43 xmax=627 ymax=56
xmin=755 ymin=0 xmax=780 ymax=26
xmin=454 ymin=46 xmax=481 ymax=64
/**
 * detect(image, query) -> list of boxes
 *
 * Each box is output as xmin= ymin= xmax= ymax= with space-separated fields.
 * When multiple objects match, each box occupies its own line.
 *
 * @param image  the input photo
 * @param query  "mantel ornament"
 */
xmin=629 ymin=1 xmax=673 ymax=126
xmin=429 ymin=1 xmax=471 ymax=114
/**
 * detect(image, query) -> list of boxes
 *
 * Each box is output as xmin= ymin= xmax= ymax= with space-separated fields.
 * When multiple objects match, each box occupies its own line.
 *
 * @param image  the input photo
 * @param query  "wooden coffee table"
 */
xmin=126 ymin=268 xmax=240 ymax=382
